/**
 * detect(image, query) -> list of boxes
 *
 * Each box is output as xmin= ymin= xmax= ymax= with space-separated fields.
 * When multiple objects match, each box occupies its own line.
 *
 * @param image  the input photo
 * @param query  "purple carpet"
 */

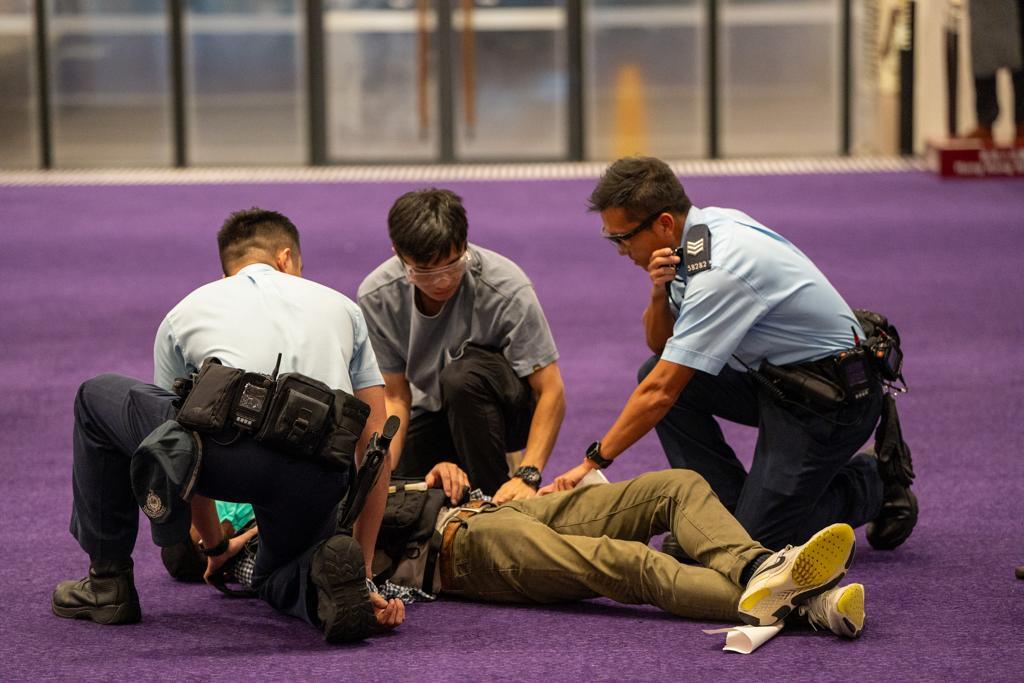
xmin=1 ymin=170 xmax=1022 ymax=679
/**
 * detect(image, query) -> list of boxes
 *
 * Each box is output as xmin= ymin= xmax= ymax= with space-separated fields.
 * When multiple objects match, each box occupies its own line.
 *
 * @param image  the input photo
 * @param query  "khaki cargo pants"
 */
xmin=443 ymin=469 xmax=767 ymax=621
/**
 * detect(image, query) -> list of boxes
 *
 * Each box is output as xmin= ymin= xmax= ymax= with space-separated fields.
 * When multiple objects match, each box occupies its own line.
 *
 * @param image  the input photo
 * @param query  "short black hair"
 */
xmin=588 ymin=156 xmax=692 ymax=221
xmin=217 ymin=208 xmax=301 ymax=275
xmin=387 ymin=188 xmax=468 ymax=264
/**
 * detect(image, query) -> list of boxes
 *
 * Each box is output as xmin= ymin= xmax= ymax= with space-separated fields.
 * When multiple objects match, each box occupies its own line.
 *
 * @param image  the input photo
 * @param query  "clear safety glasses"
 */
xmin=403 ymin=251 xmax=471 ymax=286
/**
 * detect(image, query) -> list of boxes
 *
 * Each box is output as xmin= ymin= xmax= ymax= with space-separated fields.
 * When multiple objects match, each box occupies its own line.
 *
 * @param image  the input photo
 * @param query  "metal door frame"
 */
xmin=25 ymin=0 xmax=860 ymax=168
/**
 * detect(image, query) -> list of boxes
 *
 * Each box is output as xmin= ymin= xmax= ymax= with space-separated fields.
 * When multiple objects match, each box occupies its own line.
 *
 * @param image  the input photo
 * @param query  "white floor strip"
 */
xmin=0 ymin=157 xmax=926 ymax=187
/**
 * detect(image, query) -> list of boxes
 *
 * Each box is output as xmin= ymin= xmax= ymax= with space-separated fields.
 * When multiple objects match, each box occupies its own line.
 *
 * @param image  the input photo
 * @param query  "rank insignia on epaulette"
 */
xmin=681 ymin=224 xmax=711 ymax=275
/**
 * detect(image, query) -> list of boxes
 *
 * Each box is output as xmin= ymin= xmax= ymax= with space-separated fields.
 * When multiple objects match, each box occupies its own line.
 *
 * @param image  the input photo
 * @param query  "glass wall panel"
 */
xmin=720 ymin=0 xmax=840 ymax=157
xmin=325 ymin=0 xmax=438 ymax=162
xmin=452 ymin=0 xmax=566 ymax=160
xmin=0 ymin=1 xmax=38 ymax=168
xmin=48 ymin=0 xmax=171 ymax=167
xmin=584 ymin=0 xmax=704 ymax=160
xmin=185 ymin=1 xmax=305 ymax=165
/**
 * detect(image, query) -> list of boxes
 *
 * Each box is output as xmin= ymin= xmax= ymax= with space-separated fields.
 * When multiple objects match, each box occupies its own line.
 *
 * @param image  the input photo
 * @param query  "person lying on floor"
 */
xmin=374 ymin=464 xmax=868 ymax=638
xmin=179 ymin=464 xmax=865 ymax=637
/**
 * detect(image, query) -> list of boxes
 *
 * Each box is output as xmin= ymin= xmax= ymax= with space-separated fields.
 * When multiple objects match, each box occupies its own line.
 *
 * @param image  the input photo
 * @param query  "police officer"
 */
xmin=52 ymin=208 xmax=404 ymax=641
xmin=548 ymin=157 xmax=917 ymax=551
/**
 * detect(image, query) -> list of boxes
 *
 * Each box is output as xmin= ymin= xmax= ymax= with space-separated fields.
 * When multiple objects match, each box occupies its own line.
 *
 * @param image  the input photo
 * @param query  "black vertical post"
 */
xmin=438 ymin=0 xmax=455 ymax=163
xmin=567 ymin=0 xmax=584 ymax=161
xmin=945 ymin=16 xmax=958 ymax=136
xmin=898 ymin=0 xmax=915 ymax=155
xmin=707 ymin=0 xmax=719 ymax=159
xmin=33 ymin=0 xmax=52 ymax=168
xmin=169 ymin=0 xmax=187 ymax=167
xmin=840 ymin=0 xmax=851 ymax=155
xmin=307 ymin=0 xmax=327 ymax=165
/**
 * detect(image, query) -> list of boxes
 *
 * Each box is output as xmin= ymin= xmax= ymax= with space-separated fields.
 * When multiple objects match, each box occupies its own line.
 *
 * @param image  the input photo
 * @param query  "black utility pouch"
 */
xmin=317 ymin=389 xmax=371 ymax=472
xmin=854 ymin=308 xmax=905 ymax=383
xmin=833 ymin=347 xmax=873 ymax=402
xmin=176 ymin=359 xmax=244 ymax=432
xmin=230 ymin=372 xmax=275 ymax=433
xmin=373 ymin=484 xmax=448 ymax=585
xmin=380 ymin=487 xmax=445 ymax=542
xmin=256 ymin=373 xmax=335 ymax=460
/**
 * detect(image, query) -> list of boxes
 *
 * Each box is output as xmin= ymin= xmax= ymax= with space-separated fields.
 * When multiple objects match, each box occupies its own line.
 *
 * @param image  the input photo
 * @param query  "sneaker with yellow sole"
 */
xmin=737 ymin=523 xmax=856 ymax=627
xmin=798 ymin=583 xmax=866 ymax=638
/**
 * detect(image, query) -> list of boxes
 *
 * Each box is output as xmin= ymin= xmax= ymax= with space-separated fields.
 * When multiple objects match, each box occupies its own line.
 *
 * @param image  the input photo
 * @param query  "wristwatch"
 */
xmin=201 ymin=536 xmax=230 ymax=557
xmin=512 ymin=465 xmax=542 ymax=490
xmin=585 ymin=441 xmax=614 ymax=469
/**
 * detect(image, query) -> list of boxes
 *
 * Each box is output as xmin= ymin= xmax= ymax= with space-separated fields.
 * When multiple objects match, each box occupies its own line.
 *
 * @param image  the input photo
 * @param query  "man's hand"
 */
xmin=648 ymin=247 xmax=681 ymax=290
xmin=202 ymin=534 xmax=251 ymax=584
xmin=371 ymin=591 xmax=405 ymax=630
xmin=425 ymin=461 xmax=470 ymax=504
xmin=538 ymin=462 xmax=592 ymax=495
xmin=493 ymin=476 xmax=539 ymax=504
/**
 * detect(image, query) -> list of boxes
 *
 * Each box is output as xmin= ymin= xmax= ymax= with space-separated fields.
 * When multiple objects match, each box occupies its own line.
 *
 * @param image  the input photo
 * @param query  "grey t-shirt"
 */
xmin=357 ymin=243 xmax=559 ymax=414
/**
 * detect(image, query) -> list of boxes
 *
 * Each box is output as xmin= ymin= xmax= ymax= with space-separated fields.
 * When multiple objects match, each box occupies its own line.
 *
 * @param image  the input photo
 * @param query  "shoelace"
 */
xmin=797 ymin=593 xmax=830 ymax=632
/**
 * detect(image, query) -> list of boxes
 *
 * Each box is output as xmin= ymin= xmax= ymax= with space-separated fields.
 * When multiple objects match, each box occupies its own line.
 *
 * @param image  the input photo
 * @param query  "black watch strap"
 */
xmin=512 ymin=465 xmax=542 ymax=489
xmin=201 ymin=536 xmax=230 ymax=557
xmin=586 ymin=441 xmax=613 ymax=469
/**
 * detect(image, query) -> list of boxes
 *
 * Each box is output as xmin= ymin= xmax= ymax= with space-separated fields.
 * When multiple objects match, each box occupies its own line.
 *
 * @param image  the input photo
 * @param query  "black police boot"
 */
xmin=51 ymin=559 xmax=141 ymax=624
xmin=866 ymin=398 xmax=918 ymax=551
xmin=309 ymin=534 xmax=374 ymax=643
xmin=866 ymin=483 xmax=918 ymax=550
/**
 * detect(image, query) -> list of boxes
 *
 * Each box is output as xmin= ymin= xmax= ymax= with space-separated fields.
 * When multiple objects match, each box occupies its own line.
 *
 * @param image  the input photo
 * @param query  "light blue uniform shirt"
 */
xmin=154 ymin=263 xmax=383 ymax=392
xmin=663 ymin=206 xmax=862 ymax=375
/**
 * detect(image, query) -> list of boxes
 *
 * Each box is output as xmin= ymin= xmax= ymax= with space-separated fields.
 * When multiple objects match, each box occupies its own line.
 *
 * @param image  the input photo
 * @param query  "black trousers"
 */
xmin=975 ymin=71 xmax=1024 ymax=126
xmin=69 ymin=373 xmax=348 ymax=626
xmin=975 ymin=0 xmax=1024 ymax=127
xmin=395 ymin=347 xmax=534 ymax=495
xmin=639 ymin=356 xmax=884 ymax=550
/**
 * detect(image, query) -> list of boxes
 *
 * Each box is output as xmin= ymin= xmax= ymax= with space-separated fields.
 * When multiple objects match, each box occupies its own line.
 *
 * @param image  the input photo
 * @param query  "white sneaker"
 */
xmin=798 ymin=583 xmax=866 ymax=638
xmin=737 ymin=523 xmax=856 ymax=626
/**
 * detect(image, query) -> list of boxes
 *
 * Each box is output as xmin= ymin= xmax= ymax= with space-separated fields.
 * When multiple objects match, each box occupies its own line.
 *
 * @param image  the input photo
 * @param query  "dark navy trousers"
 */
xmin=395 ymin=346 xmax=533 ymax=495
xmin=69 ymin=373 xmax=349 ymax=626
xmin=639 ymin=356 xmax=884 ymax=550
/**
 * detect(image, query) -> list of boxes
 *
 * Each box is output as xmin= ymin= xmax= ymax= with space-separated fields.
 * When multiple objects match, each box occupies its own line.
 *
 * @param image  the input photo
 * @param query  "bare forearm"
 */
xmin=520 ymin=386 xmax=565 ymax=472
xmin=353 ymin=464 xmax=389 ymax=578
xmin=352 ymin=383 xmax=389 ymax=578
xmin=601 ymin=385 xmax=676 ymax=460
xmin=383 ymin=394 xmax=411 ymax=470
xmin=382 ymin=372 xmax=413 ymax=471
xmin=190 ymin=495 xmax=224 ymax=547
xmin=601 ymin=360 xmax=695 ymax=461
xmin=643 ymin=289 xmax=675 ymax=354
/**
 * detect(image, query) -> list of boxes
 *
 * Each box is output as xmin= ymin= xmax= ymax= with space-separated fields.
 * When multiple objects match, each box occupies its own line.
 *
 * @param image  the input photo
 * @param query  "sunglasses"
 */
xmin=601 ymin=206 xmax=673 ymax=245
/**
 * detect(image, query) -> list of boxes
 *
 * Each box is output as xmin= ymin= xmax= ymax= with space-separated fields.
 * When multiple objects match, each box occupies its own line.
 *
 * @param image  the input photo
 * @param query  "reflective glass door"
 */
xmin=584 ymin=0 xmax=705 ymax=160
xmin=325 ymin=0 xmax=439 ymax=162
xmin=185 ymin=0 xmax=306 ymax=165
xmin=452 ymin=0 xmax=567 ymax=160
xmin=48 ymin=0 xmax=172 ymax=167
xmin=0 ymin=0 xmax=38 ymax=168
xmin=720 ymin=0 xmax=841 ymax=156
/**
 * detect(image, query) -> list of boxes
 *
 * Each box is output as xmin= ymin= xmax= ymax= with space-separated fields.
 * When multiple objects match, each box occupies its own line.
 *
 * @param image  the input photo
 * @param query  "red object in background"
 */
xmin=927 ymin=139 xmax=1024 ymax=178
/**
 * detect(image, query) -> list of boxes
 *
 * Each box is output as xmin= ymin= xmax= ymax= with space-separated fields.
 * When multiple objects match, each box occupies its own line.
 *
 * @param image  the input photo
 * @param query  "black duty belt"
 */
xmin=755 ymin=347 xmax=876 ymax=410
xmin=172 ymin=356 xmax=370 ymax=472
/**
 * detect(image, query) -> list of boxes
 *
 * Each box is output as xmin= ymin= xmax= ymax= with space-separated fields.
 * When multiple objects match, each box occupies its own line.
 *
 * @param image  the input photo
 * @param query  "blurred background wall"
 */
xmin=0 ymin=1 xmax=989 ymax=168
